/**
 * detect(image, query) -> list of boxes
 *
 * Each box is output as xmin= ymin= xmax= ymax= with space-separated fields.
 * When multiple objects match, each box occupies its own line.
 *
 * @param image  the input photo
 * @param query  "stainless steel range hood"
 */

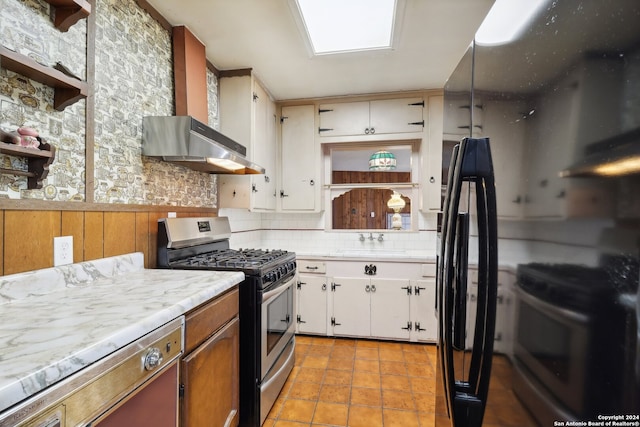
xmin=142 ymin=116 xmax=265 ymax=174
xmin=560 ymin=127 xmax=640 ymax=178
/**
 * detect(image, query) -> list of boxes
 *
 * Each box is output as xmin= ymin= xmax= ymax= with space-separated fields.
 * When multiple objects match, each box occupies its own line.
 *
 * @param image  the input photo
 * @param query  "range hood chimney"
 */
xmin=142 ymin=116 xmax=265 ymax=175
xmin=141 ymin=26 xmax=263 ymax=175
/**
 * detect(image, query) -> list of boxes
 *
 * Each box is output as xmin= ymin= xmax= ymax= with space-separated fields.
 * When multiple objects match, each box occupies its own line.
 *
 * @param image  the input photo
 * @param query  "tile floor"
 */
xmin=263 ymin=335 xmax=437 ymax=427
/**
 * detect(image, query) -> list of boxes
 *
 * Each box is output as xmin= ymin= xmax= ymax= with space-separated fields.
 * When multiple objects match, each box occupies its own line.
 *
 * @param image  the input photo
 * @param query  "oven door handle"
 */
xmin=263 ymin=277 xmax=295 ymax=303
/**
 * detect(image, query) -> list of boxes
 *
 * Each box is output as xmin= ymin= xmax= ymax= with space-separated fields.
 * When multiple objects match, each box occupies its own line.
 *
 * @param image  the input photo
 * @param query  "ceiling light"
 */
xmin=475 ymin=0 xmax=547 ymax=46
xmin=294 ymin=0 xmax=397 ymax=55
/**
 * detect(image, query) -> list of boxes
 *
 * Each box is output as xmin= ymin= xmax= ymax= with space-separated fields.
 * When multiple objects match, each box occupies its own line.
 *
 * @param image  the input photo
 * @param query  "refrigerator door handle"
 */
xmin=438 ymin=139 xmax=497 ymax=427
xmin=452 ymin=213 xmax=469 ymax=351
xmin=452 ymin=137 xmax=499 ymax=427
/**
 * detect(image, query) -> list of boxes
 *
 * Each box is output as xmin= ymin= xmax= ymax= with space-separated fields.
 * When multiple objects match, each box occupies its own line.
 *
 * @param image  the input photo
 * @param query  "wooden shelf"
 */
xmin=0 ymin=46 xmax=88 ymax=111
xmin=0 ymin=142 xmax=56 ymax=189
xmin=43 ymin=0 xmax=91 ymax=31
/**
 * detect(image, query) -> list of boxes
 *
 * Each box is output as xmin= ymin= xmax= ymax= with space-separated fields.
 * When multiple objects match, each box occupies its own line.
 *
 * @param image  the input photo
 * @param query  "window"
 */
xmin=324 ymin=141 xmax=419 ymax=231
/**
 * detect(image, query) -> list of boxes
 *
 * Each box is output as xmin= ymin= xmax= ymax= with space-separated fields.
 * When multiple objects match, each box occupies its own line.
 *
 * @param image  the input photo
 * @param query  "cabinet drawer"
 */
xmin=184 ymin=287 xmax=239 ymax=353
xmin=298 ymin=260 xmax=326 ymax=274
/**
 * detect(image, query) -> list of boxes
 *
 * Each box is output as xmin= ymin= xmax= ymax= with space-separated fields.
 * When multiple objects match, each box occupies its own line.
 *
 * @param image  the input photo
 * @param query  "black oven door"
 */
xmin=261 ymin=275 xmax=296 ymax=379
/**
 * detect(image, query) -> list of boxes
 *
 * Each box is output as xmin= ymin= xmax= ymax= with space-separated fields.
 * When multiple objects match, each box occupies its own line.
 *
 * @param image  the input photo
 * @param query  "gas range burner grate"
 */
xmin=173 ymin=248 xmax=291 ymax=269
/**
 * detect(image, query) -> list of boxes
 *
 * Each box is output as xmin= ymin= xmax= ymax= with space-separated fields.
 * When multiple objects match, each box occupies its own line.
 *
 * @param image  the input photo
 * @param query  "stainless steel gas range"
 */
xmin=156 ymin=216 xmax=296 ymax=427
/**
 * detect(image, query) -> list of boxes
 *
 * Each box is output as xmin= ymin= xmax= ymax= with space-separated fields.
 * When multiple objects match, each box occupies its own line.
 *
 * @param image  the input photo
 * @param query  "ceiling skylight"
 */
xmin=475 ymin=0 xmax=547 ymax=46
xmin=294 ymin=0 xmax=397 ymax=55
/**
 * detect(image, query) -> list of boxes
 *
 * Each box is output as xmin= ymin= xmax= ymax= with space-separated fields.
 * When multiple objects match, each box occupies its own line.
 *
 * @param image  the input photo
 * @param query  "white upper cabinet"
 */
xmin=482 ymin=99 xmax=527 ymax=219
xmin=218 ymin=73 xmax=277 ymax=211
xmin=280 ymin=105 xmax=319 ymax=212
xmin=318 ymin=97 xmax=424 ymax=137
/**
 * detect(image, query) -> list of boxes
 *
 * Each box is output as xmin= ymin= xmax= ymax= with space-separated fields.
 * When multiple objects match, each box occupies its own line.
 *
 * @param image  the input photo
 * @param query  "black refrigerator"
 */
xmin=436 ymin=1 xmax=640 ymax=426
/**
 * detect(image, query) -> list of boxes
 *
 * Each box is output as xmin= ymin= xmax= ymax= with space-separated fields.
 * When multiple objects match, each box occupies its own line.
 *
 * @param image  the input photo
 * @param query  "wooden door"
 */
xmin=180 ymin=318 xmax=239 ymax=427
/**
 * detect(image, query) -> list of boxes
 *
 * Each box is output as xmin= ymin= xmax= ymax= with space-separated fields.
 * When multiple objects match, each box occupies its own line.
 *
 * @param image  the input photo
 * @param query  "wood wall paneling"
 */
xmin=331 ymin=171 xmax=411 ymax=229
xmin=103 ymin=212 xmax=136 ymax=258
xmin=4 ymin=210 xmax=61 ymax=275
xmin=135 ymin=212 xmax=150 ymax=268
xmin=84 ymin=211 xmax=104 ymax=261
xmin=0 ymin=207 xmax=217 ymax=275
xmin=0 ymin=210 xmax=3 ymax=276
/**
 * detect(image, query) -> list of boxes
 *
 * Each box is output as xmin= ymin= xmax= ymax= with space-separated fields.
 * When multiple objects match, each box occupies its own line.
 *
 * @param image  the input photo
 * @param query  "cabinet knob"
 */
xmin=365 ymin=285 xmax=371 ymax=292
xmin=371 ymin=285 xmax=376 ymax=293
xmin=322 ymin=284 xmax=327 ymax=291
xmin=143 ymin=347 xmax=163 ymax=371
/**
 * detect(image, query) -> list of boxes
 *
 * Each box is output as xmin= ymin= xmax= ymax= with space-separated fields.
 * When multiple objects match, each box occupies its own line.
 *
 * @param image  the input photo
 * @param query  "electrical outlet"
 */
xmin=54 ymin=236 xmax=73 ymax=266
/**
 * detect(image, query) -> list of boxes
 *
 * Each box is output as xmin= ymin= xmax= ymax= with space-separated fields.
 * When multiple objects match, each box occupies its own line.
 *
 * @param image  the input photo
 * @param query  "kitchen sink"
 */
xmin=331 ymin=249 xmax=408 ymax=257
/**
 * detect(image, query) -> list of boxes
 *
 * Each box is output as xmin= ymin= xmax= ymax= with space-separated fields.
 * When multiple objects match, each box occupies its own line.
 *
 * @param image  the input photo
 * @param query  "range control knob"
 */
xmin=143 ymin=347 xmax=163 ymax=371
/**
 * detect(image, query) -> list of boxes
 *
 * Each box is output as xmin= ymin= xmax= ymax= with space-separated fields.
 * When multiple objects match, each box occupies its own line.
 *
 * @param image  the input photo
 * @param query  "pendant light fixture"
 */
xmin=387 ymin=191 xmax=406 ymax=229
xmin=369 ymin=150 xmax=397 ymax=171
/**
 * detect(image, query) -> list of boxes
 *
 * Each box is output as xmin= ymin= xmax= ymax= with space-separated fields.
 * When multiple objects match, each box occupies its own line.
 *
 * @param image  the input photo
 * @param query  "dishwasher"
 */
xmin=0 ymin=317 xmax=184 ymax=427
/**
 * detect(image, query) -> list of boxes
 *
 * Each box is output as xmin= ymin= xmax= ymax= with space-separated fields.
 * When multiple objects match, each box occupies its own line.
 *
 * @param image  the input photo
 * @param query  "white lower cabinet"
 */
xmin=295 ymin=259 xmax=437 ymax=343
xmin=412 ymin=278 xmax=437 ymax=342
xmin=332 ymin=277 xmax=412 ymax=340
xmin=296 ymin=274 xmax=328 ymax=335
xmin=464 ymin=270 xmax=515 ymax=356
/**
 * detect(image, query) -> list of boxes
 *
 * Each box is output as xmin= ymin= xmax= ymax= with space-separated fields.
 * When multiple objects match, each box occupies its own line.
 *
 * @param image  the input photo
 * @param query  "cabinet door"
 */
xmin=331 ymin=277 xmax=370 ymax=337
xmin=523 ymin=78 xmax=579 ymax=218
xmin=369 ymin=98 xmax=424 ymax=135
xmin=281 ymin=105 xmax=317 ymax=211
xmin=318 ymin=102 xmax=369 ymax=136
xmin=422 ymin=95 xmax=444 ymax=211
xmin=483 ymin=100 xmax=526 ymax=218
xmin=369 ymin=278 xmax=411 ymax=340
xmin=252 ymin=82 xmax=276 ymax=210
xmin=412 ymin=279 xmax=437 ymax=342
xmin=297 ymin=275 xmax=328 ymax=334
xmin=180 ymin=318 xmax=239 ymax=427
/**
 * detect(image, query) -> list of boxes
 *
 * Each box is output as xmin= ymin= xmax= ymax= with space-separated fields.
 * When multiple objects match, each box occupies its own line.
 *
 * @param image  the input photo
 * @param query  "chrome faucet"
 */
xmin=378 ymin=233 xmax=384 ymax=242
xmin=359 ymin=233 xmax=365 ymax=242
xmin=369 ymin=233 xmax=374 ymax=241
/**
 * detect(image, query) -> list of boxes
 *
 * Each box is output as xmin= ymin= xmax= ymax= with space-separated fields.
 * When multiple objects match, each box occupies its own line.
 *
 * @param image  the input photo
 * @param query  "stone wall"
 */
xmin=0 ymin=0 xmax=218 ymax=206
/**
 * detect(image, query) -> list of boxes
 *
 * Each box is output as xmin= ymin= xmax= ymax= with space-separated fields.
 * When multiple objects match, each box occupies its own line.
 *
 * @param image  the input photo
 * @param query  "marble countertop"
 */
xmin=0 ymin=253 xmax=244 ymax=414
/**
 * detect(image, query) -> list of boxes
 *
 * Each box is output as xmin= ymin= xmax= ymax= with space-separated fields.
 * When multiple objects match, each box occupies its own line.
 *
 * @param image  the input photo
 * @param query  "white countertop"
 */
xmin=0 ymin=253 xmax=244 ymax=413
xmin=296 ymin=249 xmax=434 ymax=262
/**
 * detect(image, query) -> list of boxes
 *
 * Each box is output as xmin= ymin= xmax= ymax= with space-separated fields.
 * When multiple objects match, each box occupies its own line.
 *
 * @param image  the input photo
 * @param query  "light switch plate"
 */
xmin=54 ymin=236 xmax=73 ymax=266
